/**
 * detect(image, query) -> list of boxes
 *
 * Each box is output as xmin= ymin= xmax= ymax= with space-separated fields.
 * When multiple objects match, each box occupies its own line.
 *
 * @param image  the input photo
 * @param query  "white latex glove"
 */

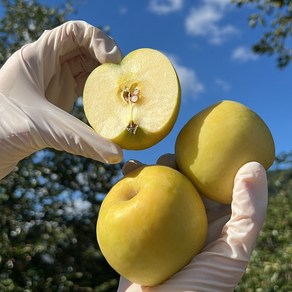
xmin=0 ymin=20 xmax=123 ymax=180
xmin=118 ymin=160 xmax=268 ymax=292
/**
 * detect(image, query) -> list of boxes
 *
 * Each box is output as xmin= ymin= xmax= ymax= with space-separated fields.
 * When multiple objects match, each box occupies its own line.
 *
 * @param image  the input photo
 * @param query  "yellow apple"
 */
xmin=175 ymin=100 xmax=275 ymax=204
xmin=96 ymin=165 xmax=207 ymax=286
xmin=83 ymin=48 xmax=181 ymax=150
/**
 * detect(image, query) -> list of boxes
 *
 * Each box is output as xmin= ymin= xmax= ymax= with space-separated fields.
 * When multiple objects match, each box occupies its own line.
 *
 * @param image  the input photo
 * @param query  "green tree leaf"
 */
xmin=233 ymin=0 xmax=292 ymax=68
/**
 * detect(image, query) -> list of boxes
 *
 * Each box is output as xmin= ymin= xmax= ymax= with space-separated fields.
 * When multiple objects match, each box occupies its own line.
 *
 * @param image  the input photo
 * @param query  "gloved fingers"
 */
xmin=218 ymin=161 xmax=268 ymax=259
xmin=63 ymin=53 xmax=97 ymax=96
xmin=199 ymin=162 xmax=267 ymax=261
xmin=0 ymin=94 xmax=40 ymax=179
xmin=20 ymin=21 xmax=122 ymax=110
xmin=203 ymin=199 xmax=231 ymax=245
xmin=49 ymin=20 xmax=122 ymax=64
xmin=122 ymin=160 xmax=144 ymax=176
xmin=156 ymin=153 xmax=178 ymax=169
xmin=121 ymin=153 xmax=177 ymax=177
xmin=27 ymin=102 xmax=123 ymax=164
xmin=26 ymin=20 xmax=122 ymax=72
xmin=118 ymin=277 xmax=143 ymax=292
xmin=205 ymin=213 xmax=230 ymax=246
xmin=44 ymin=54 xmax=93 ymax=112
xmin=168 ymin=161 xmax=268 ymax=291
xmin=201 ymin=195 xmax=231 ymax=224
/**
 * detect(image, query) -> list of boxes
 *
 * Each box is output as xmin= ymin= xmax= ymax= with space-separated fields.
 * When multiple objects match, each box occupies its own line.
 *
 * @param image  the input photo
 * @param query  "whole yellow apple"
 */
xmin=83 ymin=48 xmax=181 ymax=150
xmin=96 ymin=165 xmax=207 ymax=286
xmin=175 ymin=100 xmax=275 ymax=204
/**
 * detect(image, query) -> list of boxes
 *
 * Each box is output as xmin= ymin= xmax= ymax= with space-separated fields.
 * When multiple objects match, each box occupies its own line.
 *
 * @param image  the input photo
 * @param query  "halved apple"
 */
xmin=83 ymin=48 xmax=181 ymax=150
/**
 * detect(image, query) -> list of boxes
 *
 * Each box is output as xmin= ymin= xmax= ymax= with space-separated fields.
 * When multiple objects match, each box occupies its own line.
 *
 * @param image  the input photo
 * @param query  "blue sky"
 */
xmin=25 ymin=1 xmax=292 ymax=165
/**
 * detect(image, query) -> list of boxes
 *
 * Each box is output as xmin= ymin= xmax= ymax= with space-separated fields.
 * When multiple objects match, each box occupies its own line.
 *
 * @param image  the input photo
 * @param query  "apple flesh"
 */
xmin=96 ymin=165 xmax=207 ymax=286
xmin=83 ymin=48 xmax=181 ymax=150
xmin=175 ymin=100 xmax=275 ymax=204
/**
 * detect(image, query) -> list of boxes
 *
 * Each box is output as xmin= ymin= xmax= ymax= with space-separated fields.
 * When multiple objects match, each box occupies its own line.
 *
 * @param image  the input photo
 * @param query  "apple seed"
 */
xmin=130 ymin=95 xmax=138 ymax=103
xmin=122 ymin=87 xmax=140 ymax=104
xmin=132 ymin=88 xmax=140 ymax=96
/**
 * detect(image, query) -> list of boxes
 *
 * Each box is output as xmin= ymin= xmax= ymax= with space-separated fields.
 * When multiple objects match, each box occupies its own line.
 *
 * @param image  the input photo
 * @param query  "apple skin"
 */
xmin=175 ymin=100 xmax=275 ymax=204
xmin=96 ymin=165 xmax=207 ymax=286
xmin=113 ymin=110 xmax=180 ymax=150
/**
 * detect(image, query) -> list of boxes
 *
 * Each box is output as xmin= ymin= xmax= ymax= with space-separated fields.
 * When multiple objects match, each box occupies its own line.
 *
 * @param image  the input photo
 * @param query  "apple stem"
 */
xmin=127 ymin=120 xmax=138 ymax=135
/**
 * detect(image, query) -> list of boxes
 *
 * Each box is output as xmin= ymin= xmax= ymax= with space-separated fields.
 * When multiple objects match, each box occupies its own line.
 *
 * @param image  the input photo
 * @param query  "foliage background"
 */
xmin=0 ymin=0 xmax=291 ymax=291
xmin=235 ymin=158 xmax=292 ymax=291
xmin=233 ymin=0 xmax=292 ymax=68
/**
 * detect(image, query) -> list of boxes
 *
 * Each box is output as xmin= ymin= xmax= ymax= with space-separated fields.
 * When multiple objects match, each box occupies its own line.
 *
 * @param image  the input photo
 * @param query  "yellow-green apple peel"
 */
xmin=175 ymin=100 xmax=275 ymax=204
xmin=96 ymin=165 xmax=207 ymax=286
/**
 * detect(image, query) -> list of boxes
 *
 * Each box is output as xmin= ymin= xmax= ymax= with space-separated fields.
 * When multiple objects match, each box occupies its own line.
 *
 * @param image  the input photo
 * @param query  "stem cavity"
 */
xmin=122 ymin=86 xmax=140 ymax=104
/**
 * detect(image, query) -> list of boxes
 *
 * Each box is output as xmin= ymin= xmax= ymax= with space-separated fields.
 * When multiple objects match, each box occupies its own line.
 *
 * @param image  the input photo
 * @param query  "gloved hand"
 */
xmin=0 ymin=21 xmax=123 ymax=180
xmin=119 ymin=157 xmax=268 ymax=291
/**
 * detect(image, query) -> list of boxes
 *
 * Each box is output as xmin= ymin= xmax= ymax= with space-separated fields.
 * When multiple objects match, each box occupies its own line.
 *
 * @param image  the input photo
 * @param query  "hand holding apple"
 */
xmin=118 ymin=161 xmax=268 ymax=292
xmin=89 ymin=46 xmax=274 ymax=288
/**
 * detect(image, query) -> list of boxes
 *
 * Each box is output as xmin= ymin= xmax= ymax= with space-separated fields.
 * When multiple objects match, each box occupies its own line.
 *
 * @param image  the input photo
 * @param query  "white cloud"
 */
xmin=204 ymin=0 xmax=231 ymax=9
xmin=168 ymin=54 xmax=204 ymax=98
xmin=148 ymin=0 xmax=183 ymax=15
xmin=185 ymin=0 xmax=238 ymax=44
xmin=231 ymin=46 xmax=259 ymax=62
xmin=119 ymin=7 xmax=128 ymax=14
xmin=215 ymin=78 xmax=231 ymax=92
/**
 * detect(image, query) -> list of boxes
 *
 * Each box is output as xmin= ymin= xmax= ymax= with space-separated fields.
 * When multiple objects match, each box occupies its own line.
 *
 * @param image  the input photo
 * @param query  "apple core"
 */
xmin=121 ymin=85 xmax=141 ymax=135
xmin=121 ymin=86 xmax=140 ymax=104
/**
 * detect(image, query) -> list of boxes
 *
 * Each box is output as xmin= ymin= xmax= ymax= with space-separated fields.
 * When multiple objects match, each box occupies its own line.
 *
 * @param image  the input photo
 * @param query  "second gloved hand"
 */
xmin=119 ymin=159 xmax=268 ymax=291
